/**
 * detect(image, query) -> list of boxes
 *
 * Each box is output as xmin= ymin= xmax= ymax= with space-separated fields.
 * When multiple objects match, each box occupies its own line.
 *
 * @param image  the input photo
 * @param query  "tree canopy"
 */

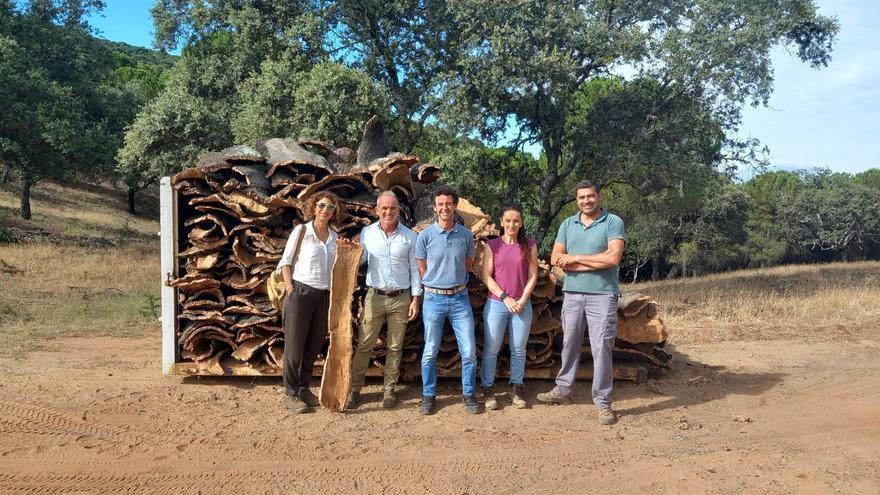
xmin=0 ymin=0 xmax=113 ymax=218
xmin=444 ymin=0 xmax=837 ymax=241
xmin=9 ymin=0 xmax=877 ymax=282
xmin=0 ymin=1 xmax=175 ymax=217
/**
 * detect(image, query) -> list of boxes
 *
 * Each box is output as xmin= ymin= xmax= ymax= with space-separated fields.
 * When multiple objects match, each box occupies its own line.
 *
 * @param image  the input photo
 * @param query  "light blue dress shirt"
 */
xmin=359 ymin=222 xmax=423 ymax=296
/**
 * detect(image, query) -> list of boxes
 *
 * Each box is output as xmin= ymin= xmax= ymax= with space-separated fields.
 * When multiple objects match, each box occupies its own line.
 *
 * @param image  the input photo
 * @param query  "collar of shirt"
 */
xmin=305 ymin=221 xmax=338 ymax=242
xmin=572 ymin=209 xmax=608 ymax=230
xmin=434 ymin=221 xmax=465 ymax=235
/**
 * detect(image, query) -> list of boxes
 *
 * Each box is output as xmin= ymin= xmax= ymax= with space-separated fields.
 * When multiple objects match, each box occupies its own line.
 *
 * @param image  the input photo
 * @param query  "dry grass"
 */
xmin=0 ymin=180 xmax=159 ymax=240
xmin=0 ymin=179 xmax=161 ymax=355
xmin=0 ymin=242 xmax=160 ymax=355
xmin=0 ymin=243 xmax=160 ymax=355
xmin=631 ymin=261 xmax=880 ymax=343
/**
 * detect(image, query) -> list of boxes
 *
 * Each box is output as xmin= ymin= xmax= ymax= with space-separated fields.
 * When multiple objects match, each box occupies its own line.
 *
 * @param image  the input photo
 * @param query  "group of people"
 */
xmin=274 ymin=180 xmax=624 ymax=425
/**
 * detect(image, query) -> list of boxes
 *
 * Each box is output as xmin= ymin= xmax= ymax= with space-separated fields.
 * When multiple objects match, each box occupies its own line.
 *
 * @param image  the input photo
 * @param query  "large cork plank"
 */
xmin=319 ymin=242 xmax=363 ymax=412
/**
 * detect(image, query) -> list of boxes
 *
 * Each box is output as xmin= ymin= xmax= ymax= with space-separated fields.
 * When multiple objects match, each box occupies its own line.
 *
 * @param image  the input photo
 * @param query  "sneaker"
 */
xmin=299 ymin=387 xmax=320 ymax=407
xmin=483 ymin=387 xmax=498 ymax=410
xmin=283 ymin=394 xmax=310 ymax=414
xmin=536 ymin=389 xmax=572 ymax=405
xmin=463 ymin=395 xmax=483 ymax=414
xmin=345 ymin=390 xmax=361 ymax=411
xmin=598 ymin=407 xmax=617 ymax=425
xmin=510 ymin=384 xmax=528 ymax=409
xmin=419 ymin=396 xmax=436 ymax=415
xmin=382 ymin=389 xmax=397 ymax=409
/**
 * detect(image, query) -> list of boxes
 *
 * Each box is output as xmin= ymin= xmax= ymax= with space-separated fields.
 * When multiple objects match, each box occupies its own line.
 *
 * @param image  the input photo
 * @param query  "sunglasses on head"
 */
xmin=316 ymin=202 xmax=337 ymax=211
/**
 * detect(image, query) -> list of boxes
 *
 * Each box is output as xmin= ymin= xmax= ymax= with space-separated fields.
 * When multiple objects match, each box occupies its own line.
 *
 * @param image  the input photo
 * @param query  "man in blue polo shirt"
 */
xmin=414 ymin=186 xmax=481 ymax=415
xmin=537 ymin=180 xmax=625 ymax=425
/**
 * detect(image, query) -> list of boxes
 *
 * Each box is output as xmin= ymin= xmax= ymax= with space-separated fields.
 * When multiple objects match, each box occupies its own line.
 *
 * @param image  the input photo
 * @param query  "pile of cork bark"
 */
xmin=168 ymin=117 xmax=670 ymax=380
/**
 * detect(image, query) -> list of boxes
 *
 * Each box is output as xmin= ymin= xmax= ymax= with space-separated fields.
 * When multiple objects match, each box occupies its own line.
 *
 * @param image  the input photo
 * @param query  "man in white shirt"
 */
xmin=346 ymin=191 xmax=422 ymax=410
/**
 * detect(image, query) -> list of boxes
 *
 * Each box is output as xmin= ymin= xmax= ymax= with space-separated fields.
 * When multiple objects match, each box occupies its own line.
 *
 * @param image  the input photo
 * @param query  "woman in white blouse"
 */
xmin=277 ymin=192 xmax=346 ymax=413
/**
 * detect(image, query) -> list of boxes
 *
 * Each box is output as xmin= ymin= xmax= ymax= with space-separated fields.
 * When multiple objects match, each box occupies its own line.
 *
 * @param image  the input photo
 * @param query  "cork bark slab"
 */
xmin=319 ymin=242 xmax=363 ymax=412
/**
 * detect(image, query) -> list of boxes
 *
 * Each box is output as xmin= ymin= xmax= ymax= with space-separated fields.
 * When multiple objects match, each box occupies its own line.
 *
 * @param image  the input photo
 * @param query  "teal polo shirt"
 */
xmin=555 ymin=209 xmax=625 ymax=295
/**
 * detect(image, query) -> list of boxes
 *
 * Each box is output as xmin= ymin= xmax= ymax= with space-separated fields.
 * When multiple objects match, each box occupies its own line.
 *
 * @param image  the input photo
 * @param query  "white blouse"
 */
xmin=275 ymin=221 xmax=338 ymax=290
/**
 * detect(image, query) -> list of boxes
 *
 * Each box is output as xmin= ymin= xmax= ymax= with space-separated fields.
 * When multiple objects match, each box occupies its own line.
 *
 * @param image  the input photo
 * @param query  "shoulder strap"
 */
xmin=291 ymin=223 xmax=307 ymax=268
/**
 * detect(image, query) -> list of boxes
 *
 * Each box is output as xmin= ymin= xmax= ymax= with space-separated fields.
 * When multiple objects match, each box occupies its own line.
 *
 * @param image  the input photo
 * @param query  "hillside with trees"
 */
xmin=0 ymin=0 xmax=175 ymax=217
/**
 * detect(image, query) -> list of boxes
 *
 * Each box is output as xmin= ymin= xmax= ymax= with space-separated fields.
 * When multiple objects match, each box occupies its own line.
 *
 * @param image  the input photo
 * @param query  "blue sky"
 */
xmin=86 ymin=0 xmax=878 ymax=175
xmin=738 ymin=0 xmax=879 ymax=175
xmin=87 ymin=0 xmax=157 ymax=52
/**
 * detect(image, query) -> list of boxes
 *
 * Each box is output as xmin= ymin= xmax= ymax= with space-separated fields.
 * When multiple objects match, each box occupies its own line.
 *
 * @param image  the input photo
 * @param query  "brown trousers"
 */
xmin=349 ymin=289 xmax=411 ymax=392
xmin=282 ymin=280 xmax=330 ymax=395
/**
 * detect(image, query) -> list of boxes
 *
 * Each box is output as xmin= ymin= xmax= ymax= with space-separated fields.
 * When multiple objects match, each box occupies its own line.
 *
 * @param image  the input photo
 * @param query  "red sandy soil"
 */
xmin=0 ymin=329 xmax=878 ymax=494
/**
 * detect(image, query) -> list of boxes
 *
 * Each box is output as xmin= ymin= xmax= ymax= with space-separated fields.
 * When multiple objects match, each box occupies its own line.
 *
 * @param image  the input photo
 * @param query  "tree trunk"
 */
xmin=535 ymin=147 xmax=564 ymax=246
xmin=0 ymin=165 xmax=9 ymax=183
xmin=127 ymin=187 xmax=137 ymax=214
xmin=20 ymin=175 xmax=33 ymax=220
xmin=651 ymin=254 xmax=661 ymax=280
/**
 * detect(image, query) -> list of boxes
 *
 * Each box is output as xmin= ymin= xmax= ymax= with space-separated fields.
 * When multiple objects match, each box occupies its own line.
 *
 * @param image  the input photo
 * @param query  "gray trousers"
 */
xmin=553 ymin=292 xmax=618 ymax=408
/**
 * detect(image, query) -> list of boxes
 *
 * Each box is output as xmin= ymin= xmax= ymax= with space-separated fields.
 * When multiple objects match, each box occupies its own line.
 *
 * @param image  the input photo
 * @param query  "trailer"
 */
xmin=160 ymin=174 xmax=656 ymax=384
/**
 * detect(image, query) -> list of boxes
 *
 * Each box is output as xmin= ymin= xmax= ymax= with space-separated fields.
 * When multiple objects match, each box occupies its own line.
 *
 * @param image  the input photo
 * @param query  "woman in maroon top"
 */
xmin=480 ymin=203 xmax=538 ymax=409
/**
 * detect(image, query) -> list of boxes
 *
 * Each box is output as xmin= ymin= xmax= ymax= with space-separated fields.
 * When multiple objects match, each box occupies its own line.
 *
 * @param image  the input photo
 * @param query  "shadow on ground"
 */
xmin=177 ymin=343 xmax=785 ymax=417
xmin=613 ymin=343 xmax=784 ymax=417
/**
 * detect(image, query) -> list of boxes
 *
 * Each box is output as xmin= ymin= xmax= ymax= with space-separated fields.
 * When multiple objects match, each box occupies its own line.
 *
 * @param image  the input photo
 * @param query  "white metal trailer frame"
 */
xmin=160 ymin=177 xmax=179 ymax=374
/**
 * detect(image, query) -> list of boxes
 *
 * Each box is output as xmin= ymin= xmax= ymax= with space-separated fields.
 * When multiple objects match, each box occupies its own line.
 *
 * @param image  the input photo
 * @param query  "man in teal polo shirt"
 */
xmin=537 ymin=180 xmax=625 ymax=425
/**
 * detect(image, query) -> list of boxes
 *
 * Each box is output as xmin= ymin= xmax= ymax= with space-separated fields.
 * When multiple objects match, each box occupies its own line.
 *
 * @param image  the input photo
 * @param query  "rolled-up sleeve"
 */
xmin=359 ymin=228 xmax=369 ymax=264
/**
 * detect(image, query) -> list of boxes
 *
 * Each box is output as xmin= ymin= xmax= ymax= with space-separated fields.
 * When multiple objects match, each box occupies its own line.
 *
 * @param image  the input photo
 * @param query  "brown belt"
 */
xmin=423 ymin=285 xmax=466 ymax=296
xmin=371 ymin=287 xmax=405 ymax=297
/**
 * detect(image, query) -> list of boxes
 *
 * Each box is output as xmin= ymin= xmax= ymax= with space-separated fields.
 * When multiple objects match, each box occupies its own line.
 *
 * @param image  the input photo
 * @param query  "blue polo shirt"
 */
xmin=414 ymin=222 xmax=475 ymax=288
xmin=556 ymin=209 xmax=625 ymax=295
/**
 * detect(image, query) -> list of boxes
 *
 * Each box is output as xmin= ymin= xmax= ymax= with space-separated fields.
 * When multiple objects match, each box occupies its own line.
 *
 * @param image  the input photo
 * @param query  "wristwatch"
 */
xmin=499 ymin=291 xmax=509 ymax=301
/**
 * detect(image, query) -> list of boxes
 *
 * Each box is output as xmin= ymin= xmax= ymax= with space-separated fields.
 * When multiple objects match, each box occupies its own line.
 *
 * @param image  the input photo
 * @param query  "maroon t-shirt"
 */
xmin=487 ymin=236 xmax=536 ymax=301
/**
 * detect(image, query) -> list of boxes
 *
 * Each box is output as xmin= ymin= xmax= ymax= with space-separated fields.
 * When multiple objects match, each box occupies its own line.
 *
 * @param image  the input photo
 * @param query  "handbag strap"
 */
xmin=290 ymin=223 xmax=307 ymax=271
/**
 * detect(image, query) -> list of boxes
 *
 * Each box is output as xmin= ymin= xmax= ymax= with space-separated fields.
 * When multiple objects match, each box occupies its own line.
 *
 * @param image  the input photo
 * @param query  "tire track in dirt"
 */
xmin=0 ymin=400 xmax=151 ymax=446
xmin=0 ymin=448 xmax=575 ymax=494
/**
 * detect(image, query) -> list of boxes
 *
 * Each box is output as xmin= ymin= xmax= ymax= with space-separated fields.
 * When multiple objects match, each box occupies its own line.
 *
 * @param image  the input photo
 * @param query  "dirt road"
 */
xmin=0 ymin=329 xmax=878 ymax=494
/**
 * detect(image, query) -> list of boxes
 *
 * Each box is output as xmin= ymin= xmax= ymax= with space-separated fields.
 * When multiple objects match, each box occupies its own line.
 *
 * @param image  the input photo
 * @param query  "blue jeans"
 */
xmin=421 ymin=290 xmax=477 ymax=397
xmin=481 ymin=298 xmax=532 ymax=388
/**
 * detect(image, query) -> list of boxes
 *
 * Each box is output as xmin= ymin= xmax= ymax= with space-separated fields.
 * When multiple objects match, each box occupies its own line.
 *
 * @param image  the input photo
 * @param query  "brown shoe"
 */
xmin=345 ymin=390 xmax=361 ymax=410
xmin=284 ymin=394 xmax=310 ymax=414
xmin=382 ymin=389 xmax=397 ymax=409
xmin=510 ymin=384 xmax=528 ymax=409
xmin=536 ymin=389 xmax=572 ymax=405
xmin=298 ymin=387 xmax=320 ymax=407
